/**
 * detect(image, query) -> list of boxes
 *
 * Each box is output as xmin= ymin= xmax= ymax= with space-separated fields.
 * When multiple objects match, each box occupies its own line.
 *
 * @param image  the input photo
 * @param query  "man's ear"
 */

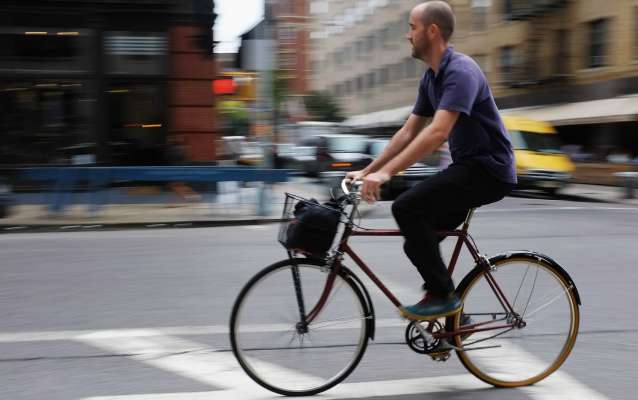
xmin=428 ymin=23 xmax=440 ymax=37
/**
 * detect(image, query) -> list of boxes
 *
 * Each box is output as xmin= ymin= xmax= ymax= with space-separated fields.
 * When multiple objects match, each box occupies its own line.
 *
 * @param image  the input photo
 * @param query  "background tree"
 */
xmin=304 ymin=91 xmax=344 ymax=122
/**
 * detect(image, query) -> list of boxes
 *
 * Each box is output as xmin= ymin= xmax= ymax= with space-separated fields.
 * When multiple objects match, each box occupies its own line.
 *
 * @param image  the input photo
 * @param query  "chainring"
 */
xmin=404 ymin=320 xmax=444 ymax=354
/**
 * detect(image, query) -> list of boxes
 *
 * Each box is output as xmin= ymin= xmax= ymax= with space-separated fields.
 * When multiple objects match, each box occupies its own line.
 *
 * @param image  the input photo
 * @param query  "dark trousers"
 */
xmin=391 ymin=161 xmax=513 ymax=297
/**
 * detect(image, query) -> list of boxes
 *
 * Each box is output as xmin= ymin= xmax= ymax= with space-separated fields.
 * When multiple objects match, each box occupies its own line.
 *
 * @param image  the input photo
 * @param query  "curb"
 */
xmin=0 ymin=218 xmax=285 ymax=234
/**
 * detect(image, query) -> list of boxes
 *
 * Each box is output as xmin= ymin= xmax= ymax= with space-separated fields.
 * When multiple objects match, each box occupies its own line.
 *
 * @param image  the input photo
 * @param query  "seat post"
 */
xmin=461 ymin=208 xmax=476 ymax=232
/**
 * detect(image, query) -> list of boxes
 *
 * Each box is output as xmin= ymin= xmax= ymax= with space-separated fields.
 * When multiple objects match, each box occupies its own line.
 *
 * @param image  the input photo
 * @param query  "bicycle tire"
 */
xmin=229 ymin=257 xmax=371 ymax=396
xmin=448 ymin=253 xmax=580 ymax=387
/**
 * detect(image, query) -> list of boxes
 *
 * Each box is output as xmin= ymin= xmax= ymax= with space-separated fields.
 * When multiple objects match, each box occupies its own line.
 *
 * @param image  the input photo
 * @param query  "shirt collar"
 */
xmin=427 ymin=46 xmax=454 ymax=80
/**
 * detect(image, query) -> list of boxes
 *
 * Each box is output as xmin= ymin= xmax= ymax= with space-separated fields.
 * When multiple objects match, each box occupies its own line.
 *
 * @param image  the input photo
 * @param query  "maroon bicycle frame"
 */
xmin=304 ymin=213 xmax=520 ymax=339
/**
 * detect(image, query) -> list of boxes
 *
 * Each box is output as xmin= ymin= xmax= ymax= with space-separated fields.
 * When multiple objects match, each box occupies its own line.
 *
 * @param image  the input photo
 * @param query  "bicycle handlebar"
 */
xmin=341 ymin=178 xmax=363 ymax=196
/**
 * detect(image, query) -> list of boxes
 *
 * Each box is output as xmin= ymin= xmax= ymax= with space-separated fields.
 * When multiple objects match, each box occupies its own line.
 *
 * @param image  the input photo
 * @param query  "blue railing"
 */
xmin=19 ymin=166 xmax=292 ymax=215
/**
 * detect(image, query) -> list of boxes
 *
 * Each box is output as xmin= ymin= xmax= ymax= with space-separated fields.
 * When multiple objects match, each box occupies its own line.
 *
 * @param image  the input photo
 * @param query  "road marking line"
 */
xmin=76 ymin=331 xmax=323 ymax=394
xmin=478 ymin=206 xmax=637 ymax=213
xmin=80 ymin=367 xmax=610 ymax=400
xmin=82 ymin=375 xmax=488 ymax=400
xmin=0 ymin=319 xmax=407 ymax=343
xmin=3 ymin=325 xmax=607 ymax=400
xmin=465 ymin=342 xmax=609 ymax=400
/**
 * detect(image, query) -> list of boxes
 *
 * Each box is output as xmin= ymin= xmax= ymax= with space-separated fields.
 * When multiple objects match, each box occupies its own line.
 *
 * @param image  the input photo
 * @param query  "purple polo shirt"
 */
xmin=412 ymin=47 xmax=517 ymax=184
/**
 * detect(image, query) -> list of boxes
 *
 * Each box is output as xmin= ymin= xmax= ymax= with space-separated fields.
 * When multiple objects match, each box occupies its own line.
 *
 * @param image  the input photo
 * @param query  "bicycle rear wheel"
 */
xmin=230 ymin=258 xmax=370 ymax=396
xmin=451 ymin=254 xmax=579 ymax=387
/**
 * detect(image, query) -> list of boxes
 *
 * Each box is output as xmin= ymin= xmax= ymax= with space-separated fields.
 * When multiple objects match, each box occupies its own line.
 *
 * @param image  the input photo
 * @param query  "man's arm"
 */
xmin=359 ymin=109 xmax=459 ymax=202
xmin=362 ymin=113 xmax=429 ymax=174
xmin=381 ymin=109 xmax=459 ymax=176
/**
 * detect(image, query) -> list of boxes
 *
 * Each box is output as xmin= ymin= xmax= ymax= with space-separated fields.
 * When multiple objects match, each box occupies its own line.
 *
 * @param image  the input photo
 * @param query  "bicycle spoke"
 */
xmin=521 ymin=265 xmax=539 ymax=317
xmin=309 ymin=315 xmax=370 ymax=330
xmin=511 ymin=263 xmax=531 ymax=310
xmin=522 ymin=285 xmax=573 ymax=321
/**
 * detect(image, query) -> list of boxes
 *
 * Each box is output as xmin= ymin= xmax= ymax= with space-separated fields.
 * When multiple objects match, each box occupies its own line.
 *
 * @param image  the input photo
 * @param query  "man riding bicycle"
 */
xmin=346 ymin=1 xmax=516 ymax=321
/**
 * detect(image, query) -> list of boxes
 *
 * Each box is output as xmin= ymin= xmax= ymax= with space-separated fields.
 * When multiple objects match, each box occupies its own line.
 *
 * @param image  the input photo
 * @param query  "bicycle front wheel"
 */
xmin=451 ymin=254 xmax=580 ymax=387
xmin=230 ymin=258 xmax=370 ymax=396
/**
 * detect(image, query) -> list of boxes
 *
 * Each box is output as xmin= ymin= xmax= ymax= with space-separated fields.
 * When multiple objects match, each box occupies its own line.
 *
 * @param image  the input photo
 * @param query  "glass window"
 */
xmin=106 ymin=83 xmax=166 ymax=164
xmin=368 ymin=139 xmax=389 ymax=156
xmin=500 ymin=45 xmax=517 ymax=82
xmin=503 ymin=0 xmax=513 ymax=20
xmin=356 ymin=76 xmax=364 ymax=91
xmin=378 ymin=67 xmax=389 ymax=85
xmin=326 ymin=136 xmax=367 ymax=153
xmin=366 ymin=71 xmax=375 ymax=89
xmin=104 ymin=32 xmax=167 ymax=76
xmin=280 ymin=54 xmax=296 ymax=69
xmin=473 ymin=54 xmax=490 ymax=73
xmin=0 ymin=28 xmax=91 ymax=72
xmin=310 ymin=1 xmax=329 ymax=14
xmin=279 ymin=26 xmax=297 ymax=42
xmin=345 ymin=80 xmax=353 ymax=95
xmin=510 ymin=131 xmax=563 ymax=154
xmin=471 ymin=0 xmax=491 ymax=31
xmin=0 ymin=80 xmax=91 ymax=165
xmin=554 ymin=30 xmax=569 ymax=75
xmin=588 ymin=19 xmax=607 ymax=68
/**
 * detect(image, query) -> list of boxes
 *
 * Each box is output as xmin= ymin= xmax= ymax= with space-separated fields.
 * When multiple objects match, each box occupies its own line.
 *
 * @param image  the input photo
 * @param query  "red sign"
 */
xmin=213 ymin=78 xmax=236 ymax=95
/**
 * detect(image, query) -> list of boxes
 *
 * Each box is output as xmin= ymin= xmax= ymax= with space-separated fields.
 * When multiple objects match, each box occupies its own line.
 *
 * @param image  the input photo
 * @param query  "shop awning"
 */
xmin=500 ymin=94 xmax=638 ymax=126
xmin=345 ymin=94 xmax=638 ymax=129
xmin=344 ymin=105 xmax=413 ymax=129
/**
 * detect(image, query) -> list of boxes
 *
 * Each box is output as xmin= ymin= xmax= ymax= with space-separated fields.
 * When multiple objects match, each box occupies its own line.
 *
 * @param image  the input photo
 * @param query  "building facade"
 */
xmin=0 ymin=0 xmax=218 ymax=166
xmin=310 ymin=0 xmax=638 ymax=112
xmin=273 ymin=0 xmax=311 ymax=96
xmin=309 ymin=0 xmax=638 ymax=161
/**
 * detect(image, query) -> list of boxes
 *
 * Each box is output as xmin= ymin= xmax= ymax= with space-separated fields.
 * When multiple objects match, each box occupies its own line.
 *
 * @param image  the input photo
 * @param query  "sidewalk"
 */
xmin=0 ymin=179 xmax=331 ymax=231
xmin=0 ymin=182 xmax=636 ymax=232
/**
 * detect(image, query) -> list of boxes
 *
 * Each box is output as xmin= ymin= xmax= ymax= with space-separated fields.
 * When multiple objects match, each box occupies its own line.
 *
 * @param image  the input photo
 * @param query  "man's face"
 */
xmin=406 ymin=10 xmax=431 ymax=59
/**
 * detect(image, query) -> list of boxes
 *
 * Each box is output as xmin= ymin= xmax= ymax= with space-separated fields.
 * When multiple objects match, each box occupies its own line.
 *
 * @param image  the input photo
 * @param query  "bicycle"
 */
xmin=230 ymin=179 xmax=581 ymax=396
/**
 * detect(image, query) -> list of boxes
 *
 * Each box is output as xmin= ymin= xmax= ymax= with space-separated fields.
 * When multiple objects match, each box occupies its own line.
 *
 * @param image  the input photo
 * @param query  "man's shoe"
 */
xmin=400 ymin=293 xmax=462 ymax=321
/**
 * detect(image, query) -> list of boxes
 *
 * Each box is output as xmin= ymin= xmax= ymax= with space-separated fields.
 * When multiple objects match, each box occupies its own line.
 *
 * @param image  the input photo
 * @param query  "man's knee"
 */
xmin=391 ymin=199 xmax=406 ymax=220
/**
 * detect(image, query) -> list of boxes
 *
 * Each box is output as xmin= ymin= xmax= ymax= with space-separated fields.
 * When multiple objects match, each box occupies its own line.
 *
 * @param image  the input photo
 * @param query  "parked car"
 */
xmin=0 ymin=177 xmax=12 ymax=218
xmin=317 ymin=134 xmax=372 ymax=183
xmin=365 ymin=138 xmax=439 ymax=200
xmin=220 ymin=136 xmax=265 ymax=166
xmin=283 ymin=145 xmax=317 ymax=174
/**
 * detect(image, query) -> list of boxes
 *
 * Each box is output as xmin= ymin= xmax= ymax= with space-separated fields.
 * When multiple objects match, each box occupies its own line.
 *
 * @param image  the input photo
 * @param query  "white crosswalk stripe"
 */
xmin=0 ymin=323 xmax=608 ymax=400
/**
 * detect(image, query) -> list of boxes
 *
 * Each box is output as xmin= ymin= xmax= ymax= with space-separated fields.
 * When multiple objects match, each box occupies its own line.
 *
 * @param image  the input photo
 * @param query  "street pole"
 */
xmin=256 ymin=0 xmax=277 ymax=215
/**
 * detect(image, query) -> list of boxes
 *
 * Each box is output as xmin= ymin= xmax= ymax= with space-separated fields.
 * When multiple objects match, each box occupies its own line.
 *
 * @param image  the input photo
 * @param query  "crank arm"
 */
xmin=453 ymin=344 xmax=502 ymax=352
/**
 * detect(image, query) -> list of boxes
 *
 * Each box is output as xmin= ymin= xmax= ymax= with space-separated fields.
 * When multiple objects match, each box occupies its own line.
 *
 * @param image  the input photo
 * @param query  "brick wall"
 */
xmin=168 ymin=25 xmax=218 ymax=161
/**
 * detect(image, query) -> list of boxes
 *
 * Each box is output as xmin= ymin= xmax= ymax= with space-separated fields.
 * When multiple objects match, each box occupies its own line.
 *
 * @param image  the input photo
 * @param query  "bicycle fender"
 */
xmin=338 ymin=265 xmax=376 ymax=341
xmin=486 ymin=251 xmax=582 ymax=306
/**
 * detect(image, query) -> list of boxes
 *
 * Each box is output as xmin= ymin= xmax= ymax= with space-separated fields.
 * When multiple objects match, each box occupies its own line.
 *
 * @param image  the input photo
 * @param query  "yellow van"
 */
xmin=502 ymin=116 xmax=574 ymax=194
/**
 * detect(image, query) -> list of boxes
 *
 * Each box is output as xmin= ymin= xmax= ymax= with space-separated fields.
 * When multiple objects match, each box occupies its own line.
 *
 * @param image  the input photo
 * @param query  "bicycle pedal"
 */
xmin=425 ymin=341 xmax=453 ymax=361
xmin=428 ymin=349 xmax=451 ymax=362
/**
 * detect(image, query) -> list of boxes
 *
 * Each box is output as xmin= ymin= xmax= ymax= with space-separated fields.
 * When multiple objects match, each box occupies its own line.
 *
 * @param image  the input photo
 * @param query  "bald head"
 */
xmin=414 ymin=1 xmax=455 ymax=42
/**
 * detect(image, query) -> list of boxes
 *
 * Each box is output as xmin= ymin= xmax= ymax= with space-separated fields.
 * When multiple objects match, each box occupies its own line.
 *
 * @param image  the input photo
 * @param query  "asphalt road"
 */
xmin=1 ymin=195 xmax=637 ymax=400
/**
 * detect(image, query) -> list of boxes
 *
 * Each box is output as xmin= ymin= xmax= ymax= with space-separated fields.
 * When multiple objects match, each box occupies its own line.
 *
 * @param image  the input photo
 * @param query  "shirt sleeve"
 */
xmin=438 ymin=66 xmax=479 ymax=116
xmin=412 ymin=76 xmax=434 ymax=117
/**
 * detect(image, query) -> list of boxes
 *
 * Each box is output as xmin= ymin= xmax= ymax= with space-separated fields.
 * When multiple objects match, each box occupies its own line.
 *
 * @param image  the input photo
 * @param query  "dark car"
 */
xmin=317 ymin=134 xmax=372 ymax=183
xmin=366 ymin=138 xmax=439 ymax=200
xmin=0 ymin=176 xmax=12 ymax=218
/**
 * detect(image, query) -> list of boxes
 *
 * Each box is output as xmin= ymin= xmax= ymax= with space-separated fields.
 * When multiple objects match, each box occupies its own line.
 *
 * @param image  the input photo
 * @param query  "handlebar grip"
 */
xmin=341 ymin=179 xmax=362 ymax=195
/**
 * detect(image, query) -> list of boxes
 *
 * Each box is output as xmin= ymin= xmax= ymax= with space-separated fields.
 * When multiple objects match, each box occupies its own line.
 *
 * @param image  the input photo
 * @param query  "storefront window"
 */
xmin=0 ymin=28 xmax=91 ymax=73
xmin=106 ymin=83 xmax=166 ymax=165
xmin=0 ymin=80 xmax=91 ymax=165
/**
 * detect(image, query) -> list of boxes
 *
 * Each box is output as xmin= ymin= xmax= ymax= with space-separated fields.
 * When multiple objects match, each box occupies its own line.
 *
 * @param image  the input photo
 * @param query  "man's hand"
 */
xmin=345 ymin=169 xmax=367 ymax=184
xmin=361 ymin=171 xmax=391 ymax=203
